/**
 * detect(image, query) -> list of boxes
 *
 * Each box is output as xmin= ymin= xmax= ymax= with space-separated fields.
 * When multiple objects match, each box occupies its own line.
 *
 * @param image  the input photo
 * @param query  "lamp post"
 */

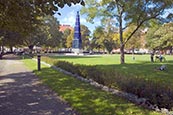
xmin=36 ymin=42 xmax=41 ymax=71
xmin=37 ymin=53 xmax=41 ymax=71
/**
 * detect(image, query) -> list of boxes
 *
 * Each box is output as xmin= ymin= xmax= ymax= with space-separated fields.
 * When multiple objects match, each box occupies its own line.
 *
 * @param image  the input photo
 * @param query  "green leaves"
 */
xmin=145 ymin=22 xmax=173 ymax=50
xmin=0 ymin=0 xmax=85 ymax=36
xmin=0 ymin=0 xmax=85 ymax=50
xmin=81 ymin=0 xmax=173 ymax=63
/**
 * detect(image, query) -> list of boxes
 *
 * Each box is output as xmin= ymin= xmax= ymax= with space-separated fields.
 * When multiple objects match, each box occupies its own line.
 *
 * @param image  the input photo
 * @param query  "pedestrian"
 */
xmin=150 ymin=52 xmax=154 ymax=62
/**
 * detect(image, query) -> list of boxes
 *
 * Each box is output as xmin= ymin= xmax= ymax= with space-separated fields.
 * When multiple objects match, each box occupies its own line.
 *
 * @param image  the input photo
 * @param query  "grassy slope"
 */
xmin=23 ymin=59 xmax=161 ymax=115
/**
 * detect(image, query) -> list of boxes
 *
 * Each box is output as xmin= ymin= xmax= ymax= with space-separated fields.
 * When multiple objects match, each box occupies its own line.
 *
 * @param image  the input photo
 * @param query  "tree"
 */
xmin=91 ymin=26 xmax=105 ymax=51
xmin=145 ymin=22 xmax=173 ymax=52
xmin=80 ymin=25 xmax=91 ymax=50
xmin=1 ymin=31 xmax=23 ymax=52
xmin=0 ymin=0 xmax=84 ymax=35
xmin=103 ymin=39 xmax=116 ymax=54
xmin=66 ymin=30 xmax=74 ymax=48
xmin=124 ymin=25 xmax=144 ymax=51
xmin=91 ymin=26 xmax=116 ymax=53
xmin=103 ymin=18 xmax=117 ymax=53
xmin=145 ymin=21 xmax=161 ymax=51
xmin=81 ymin=0 xmax=173 ymax=64
xmin=62 ymin=29 xmax=72 ymax=48
xmin=0 ymin=0 xmax=85 ymax=50
xmin=23 ymin=16 xmax=62 ymax=53
xmin=44 ymin=16 xmax=63 ymax=49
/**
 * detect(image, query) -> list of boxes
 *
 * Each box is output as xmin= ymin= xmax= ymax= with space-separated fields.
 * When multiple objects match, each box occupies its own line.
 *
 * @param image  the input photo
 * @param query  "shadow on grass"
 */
xmin=34 ymin=67 xmax=160 ymax=115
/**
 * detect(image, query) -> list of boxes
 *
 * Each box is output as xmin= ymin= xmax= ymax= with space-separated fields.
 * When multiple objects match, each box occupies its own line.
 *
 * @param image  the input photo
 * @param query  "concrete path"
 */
xmin=0 ymin=54 xmax=78 ymax=115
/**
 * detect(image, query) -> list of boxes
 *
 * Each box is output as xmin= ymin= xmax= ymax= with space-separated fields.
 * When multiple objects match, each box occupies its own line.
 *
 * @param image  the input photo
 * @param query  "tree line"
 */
xmin=0 ymin=0 xmax=173 ymax=64
xmin=0 ymin=0 xmax=84 ymax=55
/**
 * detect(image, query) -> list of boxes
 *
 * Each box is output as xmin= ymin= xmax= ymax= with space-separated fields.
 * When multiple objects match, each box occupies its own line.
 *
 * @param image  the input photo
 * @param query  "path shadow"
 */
xmin=0 ymin=71 xmax=77 ymax=115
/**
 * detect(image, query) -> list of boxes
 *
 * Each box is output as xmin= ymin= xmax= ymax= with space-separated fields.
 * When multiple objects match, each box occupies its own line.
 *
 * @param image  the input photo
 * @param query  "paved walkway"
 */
xmin=0 ymin=54 xmax=78 ymax=115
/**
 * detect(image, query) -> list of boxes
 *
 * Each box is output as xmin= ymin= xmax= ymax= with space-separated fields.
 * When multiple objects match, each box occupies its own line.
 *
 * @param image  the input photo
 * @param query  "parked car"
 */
xmin=134 ymin=49 xmax=146 ymax=54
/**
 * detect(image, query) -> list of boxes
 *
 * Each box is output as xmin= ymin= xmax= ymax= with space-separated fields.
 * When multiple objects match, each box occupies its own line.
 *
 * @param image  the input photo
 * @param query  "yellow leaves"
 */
xmin=113 ymin=33 xmax=119 ymax=41
xmin=66 ymin=30 xmax=74 ymax=48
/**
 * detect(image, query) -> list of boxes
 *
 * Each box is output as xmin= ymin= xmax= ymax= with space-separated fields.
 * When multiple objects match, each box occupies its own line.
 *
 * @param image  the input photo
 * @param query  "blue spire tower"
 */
xmin=72 ymin=11 xmax=82 ymax=54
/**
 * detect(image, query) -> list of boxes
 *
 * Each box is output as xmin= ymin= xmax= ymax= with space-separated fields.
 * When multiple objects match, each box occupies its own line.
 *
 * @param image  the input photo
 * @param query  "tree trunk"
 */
xmin=119 ymin=13 xmax=125 ymax=64
xmin=120 ymin=44 xmax=125 ymax=64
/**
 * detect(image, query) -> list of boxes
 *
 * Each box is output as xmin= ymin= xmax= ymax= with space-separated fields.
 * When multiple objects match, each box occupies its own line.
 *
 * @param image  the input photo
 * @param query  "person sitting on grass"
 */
xmin=159 ymin=64 xmax=166 ymax=70
xmin=155 ymin=64 xmax=166 ymax=71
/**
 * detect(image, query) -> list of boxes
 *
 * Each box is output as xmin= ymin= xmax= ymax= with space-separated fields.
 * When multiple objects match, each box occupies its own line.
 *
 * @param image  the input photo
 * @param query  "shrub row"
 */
xmin=42 ymin=56 xmax=173 ymax=110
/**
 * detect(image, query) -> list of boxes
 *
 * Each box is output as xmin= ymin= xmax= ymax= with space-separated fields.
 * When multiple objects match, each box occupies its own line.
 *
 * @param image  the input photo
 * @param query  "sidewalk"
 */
xmin=0 ymin=54 xmax=78 ymax=115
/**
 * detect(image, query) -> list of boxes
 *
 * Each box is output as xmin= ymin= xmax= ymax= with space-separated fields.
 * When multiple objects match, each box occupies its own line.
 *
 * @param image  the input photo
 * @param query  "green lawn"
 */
xmin=23 ymin=58 xmax=161 ymax=115
xmin=50 ymin=54 xmax=172 ymax=65
xmin=49 ymin=54 xmax=173 ymax=87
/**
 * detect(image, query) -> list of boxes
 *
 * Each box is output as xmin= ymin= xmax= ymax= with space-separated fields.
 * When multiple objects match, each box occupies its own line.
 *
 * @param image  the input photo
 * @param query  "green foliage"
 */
xmin=124 ymin=25 xmax=143 ymax=50
xmin=0 ymin=0 xmax=84 ymax=34
xmin=91 ymin=26 xmax=116 ymax=53
xmin=0 ymin=0 xmax=84 ymax=50
xmin=62 ymin=28 xmax=72 ymax=48
xmin=21 ymin=15 xmax=63 ymax=51
xmin=91 ymin=26 xmax=105 ymax=50
xmin=43 ymin=16 xmax=63 ymax=48
xmin=81 ymin=0 xmax=173 ymax=64
xmin=146 ymin=22 xmax=173 ymax=50
xmin=0 ymin=30 xmax=23 ymax=48
xmin=66 ymin=30 xmax=74 ymax=48
xmin=80 ymin=25 xmax=91 ymax=50
xmin=103 ymin=39 xmax=116 ymax=54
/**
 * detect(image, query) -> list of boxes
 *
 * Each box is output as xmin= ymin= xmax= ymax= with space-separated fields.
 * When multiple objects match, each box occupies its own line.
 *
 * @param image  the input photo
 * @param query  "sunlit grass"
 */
xmin=48 ymin=54 xmax=173 ymax=87
xmin=23 ymin=59 xmax=161 ymax=115
xmin=50 ymin=54 xmax=172 ymax=65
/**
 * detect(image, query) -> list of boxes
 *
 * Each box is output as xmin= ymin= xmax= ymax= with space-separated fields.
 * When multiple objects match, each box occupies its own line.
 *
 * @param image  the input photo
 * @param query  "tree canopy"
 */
xmin=145 ymin=22 xmax=173 ymax=51
xmin=0 ymin=0 xmax=84 ymax=53
xmin=0 ymin=0 xmax=84 ymax=35
xmin=81 ymin=0 xmax=173 ymax=64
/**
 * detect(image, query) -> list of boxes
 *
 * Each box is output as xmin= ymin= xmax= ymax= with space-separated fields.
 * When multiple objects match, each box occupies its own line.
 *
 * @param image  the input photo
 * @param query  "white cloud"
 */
xmin=80 ymin=17 xmax=86 ymax=24
xmin=60 ymin=10 xmax=76 ymax=26
xmin=60 ymin=10 xmax=88 ymax=27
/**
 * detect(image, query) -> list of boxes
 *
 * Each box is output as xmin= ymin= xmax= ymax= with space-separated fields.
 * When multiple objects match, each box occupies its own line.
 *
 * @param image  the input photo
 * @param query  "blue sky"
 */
xmin=54 ymin=4 xmax=100 ymax=33
xmin=54 ymin=3 xmax=172 ymax=33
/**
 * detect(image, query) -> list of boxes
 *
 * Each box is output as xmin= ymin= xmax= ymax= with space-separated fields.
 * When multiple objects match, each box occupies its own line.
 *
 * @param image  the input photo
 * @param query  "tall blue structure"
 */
xmin=72 ymin=11 xmax=82 ymax=54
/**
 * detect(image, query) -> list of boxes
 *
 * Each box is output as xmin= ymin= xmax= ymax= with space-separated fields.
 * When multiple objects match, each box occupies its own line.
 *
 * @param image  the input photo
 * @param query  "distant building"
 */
xmin=59 ymin=24 xmax=73 ymax=32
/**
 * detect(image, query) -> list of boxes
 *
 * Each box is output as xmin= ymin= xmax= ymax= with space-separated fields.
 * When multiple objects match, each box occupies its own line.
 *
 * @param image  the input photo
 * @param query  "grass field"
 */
xmin=50 ymin=54 xmax=172 ymax=65
xmin=49 ymin=54 xmax=173 ymax=87
xmin=37 ymin=54 xmax=173 ymax=111
xmin=23 ymin=58 xmax=161 ymax=115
